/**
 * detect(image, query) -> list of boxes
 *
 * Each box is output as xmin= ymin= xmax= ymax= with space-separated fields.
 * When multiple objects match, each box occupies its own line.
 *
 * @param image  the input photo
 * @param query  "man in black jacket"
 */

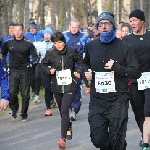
xmin=84 ymin=12 xmax=141 ymax=150
xmin=123 ymin=9 xmax=150 ymax=150
xmin=1 ymin=23 xmax=38 ymax=121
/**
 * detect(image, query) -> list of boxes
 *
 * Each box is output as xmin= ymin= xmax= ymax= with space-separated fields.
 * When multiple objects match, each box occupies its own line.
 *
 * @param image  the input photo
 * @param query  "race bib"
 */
xmin=137 ymin=72 xmax=150 ymax=90
xmin=95 ymin=71 xmax=116 ymax=93
xmin=56 ymin=69 xmax=72 ymax=85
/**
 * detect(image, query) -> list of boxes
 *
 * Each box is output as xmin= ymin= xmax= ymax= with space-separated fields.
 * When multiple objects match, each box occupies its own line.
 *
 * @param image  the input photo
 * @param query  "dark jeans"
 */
xmin=41 ymin=73 xmax=53 ymax=109
xmin=54 ymin=91 xmax=75 ymax=138
xmin=9 ymin=68 xmax=30 ymax=119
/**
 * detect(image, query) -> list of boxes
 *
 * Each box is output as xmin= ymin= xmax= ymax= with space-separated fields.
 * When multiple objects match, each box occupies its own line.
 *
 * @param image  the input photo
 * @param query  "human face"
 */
xmin=13 ymin=25 xmax=24 ymax=40
xmin=116 ymin=30 xmax=122 ymax=38
xmin=121 ymin=27 xmax=130 ymax=37
xmin=44 ymin=33 xmax=51 ymax=42
xmin=129 ymin=17 xmax=144 ymax=33
xmin=69 ymin=22 xmax=79 ymax=34
xmin=98 ymin=20 xmax=113 ymax=33
xmin=29 ymin=27 xmax=37 ymax=34
xmin=54 ymin=41 xmax=65 ymax=51
xmin=8 ymin=26 xmax=14 ymax=36
xmin=88 ymin=25 xmax=94 ymax=31
xmin=93 ymin=27 xmax=99 ymax=35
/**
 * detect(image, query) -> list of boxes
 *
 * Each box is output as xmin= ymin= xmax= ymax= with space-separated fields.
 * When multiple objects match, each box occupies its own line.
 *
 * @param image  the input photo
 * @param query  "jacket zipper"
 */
xmin=62 ymin=55 xmax=64 ymax=93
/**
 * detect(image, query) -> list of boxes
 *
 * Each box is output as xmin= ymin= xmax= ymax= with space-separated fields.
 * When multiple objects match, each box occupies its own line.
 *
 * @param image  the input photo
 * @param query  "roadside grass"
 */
xmin=0 ymin=88 xmax=45 ymax=116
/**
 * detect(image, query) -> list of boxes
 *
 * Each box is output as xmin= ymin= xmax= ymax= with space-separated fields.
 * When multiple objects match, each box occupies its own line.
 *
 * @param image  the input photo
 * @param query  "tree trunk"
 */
xmin=58 ymin=0 xmax=65 ymax=31
xmin=39 ymin=0 xmax=45 ymax=30
xmin=24 ymin=0 xmax=30 ymax=32
xmin=50 ymin=0 xmax=57 ymax=31
xmin=18 ymin=0 xmax=25 ymax=24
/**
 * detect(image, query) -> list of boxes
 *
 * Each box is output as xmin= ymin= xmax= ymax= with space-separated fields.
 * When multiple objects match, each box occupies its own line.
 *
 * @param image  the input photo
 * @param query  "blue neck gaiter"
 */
xmin=100 ymin=29 xmax=116 ymax=43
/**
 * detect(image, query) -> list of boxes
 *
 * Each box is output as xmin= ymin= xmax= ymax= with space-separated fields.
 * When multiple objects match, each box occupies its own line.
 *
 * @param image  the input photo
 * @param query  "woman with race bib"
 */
xmin=41 ymin=31 xmax=83 ymax=149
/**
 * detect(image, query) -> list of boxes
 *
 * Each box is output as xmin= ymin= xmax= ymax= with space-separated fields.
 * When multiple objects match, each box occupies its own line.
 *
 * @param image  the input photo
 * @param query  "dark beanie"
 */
xmin=129 ymin=9 xmax=145 ymax=22
xmin=29 ymin=22 xmax=37 ymax=29
xmin=96 ymin=12 xmax=116 ymax=30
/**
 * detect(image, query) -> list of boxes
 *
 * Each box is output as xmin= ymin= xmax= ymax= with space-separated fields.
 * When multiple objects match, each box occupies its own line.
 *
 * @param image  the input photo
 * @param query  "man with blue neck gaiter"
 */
xmin=83 ymin=12 xmax=141 ymax=150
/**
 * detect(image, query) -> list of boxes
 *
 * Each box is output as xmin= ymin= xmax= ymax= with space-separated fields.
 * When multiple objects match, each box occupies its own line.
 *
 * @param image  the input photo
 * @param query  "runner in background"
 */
xmin=34 ymin=28 xmax=54 ymax=115
xmin=123 ymin=9 xmax=150 ymax=150
xmin=63 ymin=19 xmax=90 ymax=121
xmin=24 ymin=22 xmax=44 ymax=102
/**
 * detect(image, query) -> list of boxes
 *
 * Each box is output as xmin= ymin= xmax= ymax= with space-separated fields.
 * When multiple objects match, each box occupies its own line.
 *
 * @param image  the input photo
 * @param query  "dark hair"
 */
xmin=121 ymin=23 xmax=131 ymax=32
xmin=51 ymin=32 xmax=66 ymax=43
xmin=8 ymin=22 xmax=15 ymax=27
xmin=119 ymin=21 xmax=125 ymax=24
xmin=14 ymin=23 xmax=24 ymax=30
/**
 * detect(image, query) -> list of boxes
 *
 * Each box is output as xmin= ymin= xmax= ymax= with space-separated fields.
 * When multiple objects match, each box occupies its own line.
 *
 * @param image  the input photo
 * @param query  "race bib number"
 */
xmin=56 ymin=69 xmax=72 ymax=85
xmin=95 ymin=71 xmax=116 ymax=93
xmin=137 ymin=72 xmax=150 ymax=90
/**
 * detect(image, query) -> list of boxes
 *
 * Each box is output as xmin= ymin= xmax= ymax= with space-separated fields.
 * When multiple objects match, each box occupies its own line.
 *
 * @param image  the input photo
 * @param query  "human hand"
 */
xmin=85 ymin=69 xmax=92 ymax=81
xmin=74 ymin=72 xmax=80 ymax=78
xmin=104 ymin=59 xmax=114 ymax=69
xmin=0 ymin=99 xmax=9 ymax=111
xmin=50 ymin=68 xmax=56 ymax=75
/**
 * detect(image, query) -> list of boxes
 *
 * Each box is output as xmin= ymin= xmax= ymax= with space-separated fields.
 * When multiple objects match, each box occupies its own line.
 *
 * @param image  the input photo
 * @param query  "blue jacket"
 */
xmin=1 ymin=35 xmax=13 ymax=66
xmin=63 ymin=31 xmax=90 ymax=56
xmin=0 ymin=59 xmax=9 ymax=101
xmin=24 ymin=31 xmax=44 ymax=42
xmin=34 ymin=40 xmax=53 ymax=59
xmin=24 ymin=31 xmax=44 ymax=61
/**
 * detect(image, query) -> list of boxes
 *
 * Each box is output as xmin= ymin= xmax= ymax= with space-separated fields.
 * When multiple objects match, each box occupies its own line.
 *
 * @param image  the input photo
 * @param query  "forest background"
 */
xmin=0 ymin=0 xmax=150 ymax=35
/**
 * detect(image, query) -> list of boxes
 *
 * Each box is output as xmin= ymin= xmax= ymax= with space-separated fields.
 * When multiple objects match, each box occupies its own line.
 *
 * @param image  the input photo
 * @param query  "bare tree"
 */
xmin=24 ymin=0 xmax=30 ymax=31
xmin=38 ymin=0 xmax=45 ymax=29
xmin=58 ymin=0 xmax=65 ymax=31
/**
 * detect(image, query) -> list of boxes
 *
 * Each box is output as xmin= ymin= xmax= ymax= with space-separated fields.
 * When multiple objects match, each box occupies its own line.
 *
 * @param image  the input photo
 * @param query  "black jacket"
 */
xmin=123 ymin=30 xmax=150 ymax=73
xmin=1 ymin=37 xmax=38 ymax=69
xmin=41 ymin=46 xmax=83 ymax=93
xmin=84 ymin=38 xmax=141 ymax=94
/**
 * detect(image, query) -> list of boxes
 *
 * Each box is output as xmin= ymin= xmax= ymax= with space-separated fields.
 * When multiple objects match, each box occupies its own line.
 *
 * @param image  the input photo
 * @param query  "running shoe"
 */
xmin=85 ymin=87 xmax=90 ymax=94
xmin=58 ymin=138 xmax=66 ymax=149
xmin=33 ymin=95 xmax=40 ymax=103
xmin=11 ymin=111 xmax=17 ymax=121
xmin=50 ymin=102 xmax=56 ymax=108
xmin=70 ymin=109 xmax=76 ymax=121
xmin=45 ymin=109 xmax=53 ymax=116
xmin=139 ymin=138 xmax=143 ymax=146
xmin=142 ymin=147 xmax=149 ymax=150
xmin=56 ymin=102 xmax=58 ymax=108
xmin=9 ymin=109 xmax=12 ymax=114
xmin=22 ymin=118 xmax=27 ymax=122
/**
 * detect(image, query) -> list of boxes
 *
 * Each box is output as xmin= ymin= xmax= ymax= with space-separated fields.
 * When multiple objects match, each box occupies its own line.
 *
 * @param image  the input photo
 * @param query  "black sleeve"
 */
xmin=111 ymin=45 xmax=141 ymax=79
xmin=74 ymin=49 xmax=84 ymax=74
xmin=30 ymin=43 xmax=38 ymax=64
xmin=1 ymin=42 xmax=8 ymax=68
xmin=83 ymin=44 xmax=91 ymax=71
xmin=41 ymin=50 xmax=52 ymax=74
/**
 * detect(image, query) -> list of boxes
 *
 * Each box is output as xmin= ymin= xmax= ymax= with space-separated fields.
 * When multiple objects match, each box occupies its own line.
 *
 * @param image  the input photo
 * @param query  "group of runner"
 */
xmin=0 ymin=8 xmax=150 ymax=150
